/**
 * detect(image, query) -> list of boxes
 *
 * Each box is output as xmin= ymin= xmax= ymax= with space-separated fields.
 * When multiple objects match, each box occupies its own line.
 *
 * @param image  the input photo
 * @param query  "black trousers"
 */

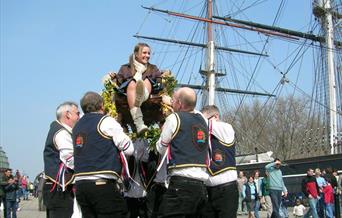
xmin=146 ymin=183 xmax=167 ymax=218
xmin=43 ymin=183 xmax=74 ymax=218
xmin=75 ymin=179 xmax=127 ymax=218
xmin=201 ymin=181 xmax=239 ymax=218
xmin=125 ymin=197 xmax=148 ymax=218
xmin=159 ymin=176 xmax=208 ymax=218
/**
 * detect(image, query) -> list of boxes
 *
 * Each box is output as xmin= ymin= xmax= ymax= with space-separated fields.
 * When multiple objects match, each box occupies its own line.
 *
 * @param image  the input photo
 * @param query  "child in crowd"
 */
xmin=323 ymin=181 xmax=334 ymax=218
xmin=242 ymin=175 xmax=258 ymax=218
xmin=293 ymin=199 xmax=306 ymax=218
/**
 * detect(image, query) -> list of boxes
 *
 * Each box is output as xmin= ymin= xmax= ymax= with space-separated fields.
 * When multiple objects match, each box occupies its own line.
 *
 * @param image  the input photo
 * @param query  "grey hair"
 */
xmin=201 ymin=105 xmax=220 ymax=118
xmin=56 ymin=101 xmax=78 ymax=120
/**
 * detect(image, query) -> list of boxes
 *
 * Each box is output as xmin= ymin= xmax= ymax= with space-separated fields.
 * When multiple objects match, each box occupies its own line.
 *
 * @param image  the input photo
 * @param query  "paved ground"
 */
xmin=1 ymin=196 xmax=340 ymax=218
xmin=4 ymin=196 xmax=296 ymax=218
xmin=0 ymin=196 xmax=45 ymax=218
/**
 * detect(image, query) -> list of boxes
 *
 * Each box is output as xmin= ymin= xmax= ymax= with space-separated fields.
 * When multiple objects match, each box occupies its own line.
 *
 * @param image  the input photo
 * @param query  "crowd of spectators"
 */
xmin=0 ymin=168 xmax=36 ymax=217
xmin=237 ymin=164 xmax=341 ymax=218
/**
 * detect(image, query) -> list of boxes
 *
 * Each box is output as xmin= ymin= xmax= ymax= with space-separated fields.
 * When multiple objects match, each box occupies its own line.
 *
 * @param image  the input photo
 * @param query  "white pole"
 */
xmin=207 ymin=40 xmax=215 ymax=105
xmin=323 ymin=0 xmax=338 ymax=154
xmin=203 ymin=0 xmax=216 ymax=106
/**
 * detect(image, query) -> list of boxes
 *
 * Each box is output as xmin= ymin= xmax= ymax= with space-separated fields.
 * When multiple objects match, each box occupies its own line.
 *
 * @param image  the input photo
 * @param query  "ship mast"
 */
xmin=313 ymin=0 xmax=338 ymax=154
xmin=205 ymin=0 xmax=216 ymax=105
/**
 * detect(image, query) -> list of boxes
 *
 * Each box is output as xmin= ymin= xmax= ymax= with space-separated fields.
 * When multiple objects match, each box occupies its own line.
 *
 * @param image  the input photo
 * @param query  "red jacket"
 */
xmin=302 ymin=175 xmax=320 ymax=198
xmin=323 ymin=184 xmax=334 ymax=204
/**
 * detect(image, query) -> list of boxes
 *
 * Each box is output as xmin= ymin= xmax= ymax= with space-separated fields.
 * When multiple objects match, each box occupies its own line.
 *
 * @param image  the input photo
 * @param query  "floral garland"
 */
xmin=101 ymin=71 xmax=177 ymax=152
xmin=102 ymin=74 xmax=118 ymax=118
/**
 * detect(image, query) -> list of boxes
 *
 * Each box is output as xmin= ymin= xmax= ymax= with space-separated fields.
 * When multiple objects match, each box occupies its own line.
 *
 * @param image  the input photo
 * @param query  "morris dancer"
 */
xmin=201 ymin=105 xmax=239 ymax=218
xmin=43 ymin=101 xmax=80 ymax=218
xmin=156 ymin=87 xmax=209 ymax=217
xmin=72 ymin=91 xmax=134 ymax=217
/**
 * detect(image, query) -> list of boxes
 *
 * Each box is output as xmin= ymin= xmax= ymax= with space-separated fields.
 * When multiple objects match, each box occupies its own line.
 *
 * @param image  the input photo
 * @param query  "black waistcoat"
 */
xmin=73 ymin=113 xmax=121 ymax=177
xmin=168 ymin=112 xmax=209 ymax=170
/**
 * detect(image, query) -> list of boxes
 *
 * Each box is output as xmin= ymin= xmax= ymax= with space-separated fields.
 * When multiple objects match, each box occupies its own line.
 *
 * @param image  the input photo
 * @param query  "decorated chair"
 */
xmin=102 ymin=71 xmax=176 ymax=192
xmin=102 ymin=70 xmax=176 ymax=134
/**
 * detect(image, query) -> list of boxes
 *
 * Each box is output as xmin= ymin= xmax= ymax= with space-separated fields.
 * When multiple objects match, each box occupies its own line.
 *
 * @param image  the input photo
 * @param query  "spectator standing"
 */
xmin=314 ymin=168 xmax=326 ymax=217
xmin=237 ymin=171 xmax=248 ymax=215
xmin=156 ymin=87 xmax=209 ymax=217
xmin=253 ymin=170 xmax=262 ymax=218
xmin=293 ymin=199 xmax=305 ymax=218
xmin=265 ymin=158 xmax=287 ymax=218
xmin=200 ymin=105 xmax=238 ymax=218
xmin=325 ymin=167 xmax=339 ymax=218
xmin=261 ymin=171 xmax=273 ymax=218
xmin=1 ymin=169 xmax=13 ymax=217
xmin=4 ymin=175 xmax=18 ymax=218
xmin=0 ymin=175 xmax=3 ymax=215
xmin=20 ymin=176 xmax=28 ymax=200
xmin=14 ymin=170 xmax=21 ymax=211
xmin=36 ymin=173 xmax=45 ymax=211
xmin=302 ymin=168 xmax=319 ymax=218
xmin=323 ymin=181 xmax=334 ymax=218
xmin=43 ymin=101 xmax=80 ymax=218
xmin=242 ymin=175 xmax=258 ymax=218
xmin=332 ymin=169 xmax=341 ymax=218
xmin=73 ymin=91 xmax=134 ymax=217
xmin=338 ymin=172 xmax=342 ymax=218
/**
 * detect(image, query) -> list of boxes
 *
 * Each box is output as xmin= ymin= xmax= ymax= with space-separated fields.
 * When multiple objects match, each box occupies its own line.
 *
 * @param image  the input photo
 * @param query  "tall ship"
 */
xmin=130 ymin=0 xmax=342 ymax=178
xmin=111 ymin=0 xmax=342 ymax=193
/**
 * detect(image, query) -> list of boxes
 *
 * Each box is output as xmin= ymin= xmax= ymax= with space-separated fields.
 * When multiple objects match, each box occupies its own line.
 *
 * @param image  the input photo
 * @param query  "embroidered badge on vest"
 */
xmin=192 ymin=125 xmax=207 ymax=151
xmin=75 ymin=133 xmax=86 ymax=148
xmin=213 ymin=149 xmax=225 ymax=166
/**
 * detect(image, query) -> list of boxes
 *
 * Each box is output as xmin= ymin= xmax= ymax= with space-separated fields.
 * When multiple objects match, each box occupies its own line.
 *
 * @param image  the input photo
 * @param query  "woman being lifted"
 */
xmin=116 ymin=43 xmax=162 ymax=134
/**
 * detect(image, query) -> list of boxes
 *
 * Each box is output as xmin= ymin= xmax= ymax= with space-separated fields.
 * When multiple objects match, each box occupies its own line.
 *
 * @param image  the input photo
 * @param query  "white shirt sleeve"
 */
xmin=156 ymin=113 xmax=178 ymax=155
xmin=54 ymin=130 xmax=74 ymax=169
xmin=100 ymin=116 xmax=134 ymax=156
xmin=211 ymin=120 xmax=235 ymax=144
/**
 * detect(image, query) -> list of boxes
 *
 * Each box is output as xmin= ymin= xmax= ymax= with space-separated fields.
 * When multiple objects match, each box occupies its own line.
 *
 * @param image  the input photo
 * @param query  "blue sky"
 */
xmin=0 ymin=0 xmax=315 ymax=179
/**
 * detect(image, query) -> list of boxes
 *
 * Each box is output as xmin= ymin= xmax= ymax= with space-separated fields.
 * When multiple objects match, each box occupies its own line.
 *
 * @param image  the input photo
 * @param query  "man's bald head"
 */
xmin=173 ymin=87 xmax=197 ymax=111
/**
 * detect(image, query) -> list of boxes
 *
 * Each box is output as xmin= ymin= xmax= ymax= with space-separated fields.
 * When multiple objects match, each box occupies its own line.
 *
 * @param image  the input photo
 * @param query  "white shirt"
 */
xmin=75 ymin=115 xmax=134 ymax=181
xmin=54 ymin=120 xmax=74 ymax=169
xmin=206 ymin=120 xmax=237 ymax=186
xmin=293 ymin=204 xmax=305 ymax=216
xmin=156 ymin=110 xmax=209 ymax=182
xmin=100 ymin=116 xmax=134 ymax=155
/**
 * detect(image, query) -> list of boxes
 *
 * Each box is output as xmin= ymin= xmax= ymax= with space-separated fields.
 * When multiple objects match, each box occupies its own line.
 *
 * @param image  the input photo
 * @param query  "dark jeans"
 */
xmin=201 ymin=181 xmax=238 ymax=218
xmin=334 ymin=193 xmax=341 ymax=218
xmin=317 ymin=193 xmax=325 ymax=218
xmin=126 ymin=197 xmax=148 ymax=218
xmin=269 ymin=189 xmax=282 ymax=218
xmin=43 ymin=183 xmax=74 ymax=218
xmin=6 ymin=200 xmax=17 ymax=218
xmin=75 ymin=179 xmax=127 ymax=218
xmin=146 ymin=183 xmax=167 ymax=218
xmin=159 ymin=176 xmax=208 ymax=218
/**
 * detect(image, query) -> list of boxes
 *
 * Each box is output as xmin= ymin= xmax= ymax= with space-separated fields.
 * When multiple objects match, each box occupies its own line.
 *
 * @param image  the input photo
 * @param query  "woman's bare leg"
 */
xmin=127 ymin=80 xmax=137 ymax=109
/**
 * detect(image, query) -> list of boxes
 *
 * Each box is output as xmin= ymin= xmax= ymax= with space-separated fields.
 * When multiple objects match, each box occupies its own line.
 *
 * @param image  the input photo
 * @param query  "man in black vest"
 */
xmin=156 ymin=87 xmax=209 ymax=218
xmin=43 ymin=101 xmax=80 ymax=218
xmin=201 ymin=105 xmax=238 ymax=218
xmin=73 ymin=91 xmax=134 ymax=218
